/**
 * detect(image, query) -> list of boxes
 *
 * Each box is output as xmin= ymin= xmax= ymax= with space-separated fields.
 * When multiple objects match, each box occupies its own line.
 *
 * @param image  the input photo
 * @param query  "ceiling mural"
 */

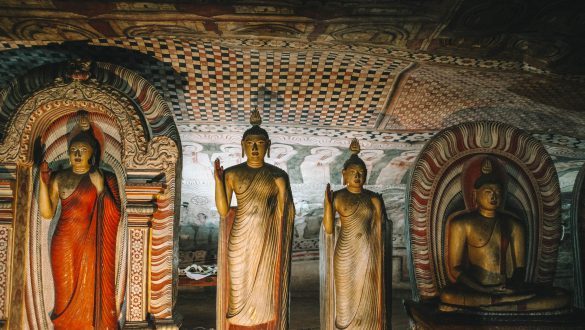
xmin=0 ymin=0 xmax=582 ymax=74
xmin=382 ymin=64 xmax=585 ymax=135
xmin=0 ymin=38 xmax=584 ymax=139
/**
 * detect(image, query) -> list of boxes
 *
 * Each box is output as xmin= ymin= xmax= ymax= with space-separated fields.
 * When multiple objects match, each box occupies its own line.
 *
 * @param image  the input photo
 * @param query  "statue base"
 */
xmin=404 ymin=299 xmax=585 ymax=329
xmin=123 ymin=314 xmax=182 ymax=329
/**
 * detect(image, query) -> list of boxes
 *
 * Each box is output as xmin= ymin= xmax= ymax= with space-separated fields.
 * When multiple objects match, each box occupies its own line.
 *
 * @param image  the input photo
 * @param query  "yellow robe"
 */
xmin=320 ymin=189 xmax=391 ymax=330
xmin=217 ymin=164 xmax=295 ymax=330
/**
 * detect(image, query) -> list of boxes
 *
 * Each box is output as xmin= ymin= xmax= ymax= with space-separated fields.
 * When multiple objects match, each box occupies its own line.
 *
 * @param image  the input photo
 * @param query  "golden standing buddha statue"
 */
xmin=214 ymin=110 xmax=295 ymax=329
xmin=440 ymin=157 xmax=570 ymax=312
xmin=321 ymin=139 xmax=389 ymax=329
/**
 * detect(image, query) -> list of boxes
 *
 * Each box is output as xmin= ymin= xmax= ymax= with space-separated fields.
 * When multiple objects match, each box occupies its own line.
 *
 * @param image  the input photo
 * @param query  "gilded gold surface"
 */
xmin=321 ymin=140 xmax=387 ymax=329
xmin=440 ymin=159 xmax=569 ymax=312
xmin=214 ymin=121 xmax=295 ymax=329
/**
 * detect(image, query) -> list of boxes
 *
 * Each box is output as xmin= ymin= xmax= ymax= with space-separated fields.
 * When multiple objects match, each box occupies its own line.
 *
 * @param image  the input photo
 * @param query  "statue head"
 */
xmin=473 ymin=158 xmax=504 ymax=212
xmin=68 ymin=112 xmax=101 ymax=172
xmin=342 ymin=139 xmax=367 ymax=189
xmin=241 ymin=109 xmax=271 ymax=165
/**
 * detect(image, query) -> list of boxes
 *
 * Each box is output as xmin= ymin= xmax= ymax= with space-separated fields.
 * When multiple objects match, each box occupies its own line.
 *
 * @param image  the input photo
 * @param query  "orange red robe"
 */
xmin=50 ymin=172 xmax=121 ymax=330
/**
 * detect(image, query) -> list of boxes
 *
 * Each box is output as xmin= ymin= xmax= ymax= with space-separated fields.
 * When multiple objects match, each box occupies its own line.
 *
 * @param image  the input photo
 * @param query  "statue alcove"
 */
xmin=0 ymin=60 xmax=181 ymax=329
xmin=404 ymin=121 xmax=584 ymax=328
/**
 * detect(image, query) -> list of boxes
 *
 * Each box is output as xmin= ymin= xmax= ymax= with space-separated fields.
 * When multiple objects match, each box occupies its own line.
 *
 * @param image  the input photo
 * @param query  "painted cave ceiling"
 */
xmin=0 ymin=0 xmax=584 ymax=139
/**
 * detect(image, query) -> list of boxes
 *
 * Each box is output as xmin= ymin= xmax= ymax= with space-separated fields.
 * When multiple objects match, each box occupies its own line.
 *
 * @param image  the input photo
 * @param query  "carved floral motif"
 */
xmin=129 ymin=228 xmax=147 ymax=321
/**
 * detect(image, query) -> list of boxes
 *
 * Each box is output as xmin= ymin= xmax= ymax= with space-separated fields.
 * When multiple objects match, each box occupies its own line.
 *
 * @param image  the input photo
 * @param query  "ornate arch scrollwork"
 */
xmin=0 ymin=79 xmax=147 ymax=165
xmin=0 ymin=60 xmax=181 ymax=328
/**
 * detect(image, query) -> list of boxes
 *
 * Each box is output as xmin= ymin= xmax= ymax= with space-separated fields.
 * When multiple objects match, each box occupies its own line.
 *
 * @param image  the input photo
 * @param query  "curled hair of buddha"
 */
xmin=343 ymin=138 xmax=367 ymax=176
xmin=242 ymin=109 xmax=269 ymax=141
xmin=68 ymin=122 xmax=101 ymax=166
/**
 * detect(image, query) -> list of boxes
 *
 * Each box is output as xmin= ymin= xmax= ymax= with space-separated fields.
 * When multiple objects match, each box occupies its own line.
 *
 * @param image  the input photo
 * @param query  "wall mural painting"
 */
xmin=178 ymin=133 xmax=422 ymax=288
xmin=554 ymin=157 xmax=585 ymax=290
xmin=178 ymin=130 xmax=585 ymax=294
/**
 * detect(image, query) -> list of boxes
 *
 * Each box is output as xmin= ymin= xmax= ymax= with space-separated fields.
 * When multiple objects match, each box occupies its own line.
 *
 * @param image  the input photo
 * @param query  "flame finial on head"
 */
xmin=349 ymin=138 xmax=361 ymax=155
xmin=250 ymin=108 xmax=262 ymax=126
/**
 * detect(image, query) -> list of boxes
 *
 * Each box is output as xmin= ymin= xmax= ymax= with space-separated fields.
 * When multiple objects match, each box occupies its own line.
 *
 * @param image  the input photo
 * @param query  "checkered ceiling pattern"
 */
xmin=383 ymin=64 xmax=585 ymax=137
xmin=1 ymin=37 xmax=585 ymax=138
xmin=0 ymin=38 xmax=410 ymax=129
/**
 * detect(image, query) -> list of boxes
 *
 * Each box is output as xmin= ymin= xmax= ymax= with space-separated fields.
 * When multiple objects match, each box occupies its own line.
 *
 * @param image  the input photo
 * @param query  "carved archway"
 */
xmin=0 ymin=60 xmax=181 ymax=329
xmin=406 ymin=121 xmax=561 ymax=300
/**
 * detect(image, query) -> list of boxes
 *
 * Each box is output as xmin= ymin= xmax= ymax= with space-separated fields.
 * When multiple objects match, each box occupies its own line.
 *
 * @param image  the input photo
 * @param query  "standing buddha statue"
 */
xmin=321 ymin=138 xmax=390 ymax=330
xmin=214 ymin=110 xmax=295 ymax=329
xmin=38 ymin=112 xmax=121 ymax=329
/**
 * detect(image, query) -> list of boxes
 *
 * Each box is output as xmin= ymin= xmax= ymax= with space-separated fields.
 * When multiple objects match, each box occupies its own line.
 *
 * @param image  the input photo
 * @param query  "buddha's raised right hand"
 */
xmin=325 ymin=183 xmax=333 ymax=207
xmin=214 ymin=158 xmax=224 ymax=181
xmin=40 ymin=161 xmax=51 ymax=185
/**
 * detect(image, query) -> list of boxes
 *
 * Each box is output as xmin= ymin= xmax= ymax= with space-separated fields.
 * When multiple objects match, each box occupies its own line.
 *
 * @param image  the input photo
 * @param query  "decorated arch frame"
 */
xmin=0 ymin=60 xmax=181 ymax=329
xmin=406 ymin=121 xmax=561 ymax=300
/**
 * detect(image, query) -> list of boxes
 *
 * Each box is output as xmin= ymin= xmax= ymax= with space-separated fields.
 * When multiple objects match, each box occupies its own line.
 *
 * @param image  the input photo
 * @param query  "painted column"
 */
xmin=124 ymin=183 xmax=164 ymax=329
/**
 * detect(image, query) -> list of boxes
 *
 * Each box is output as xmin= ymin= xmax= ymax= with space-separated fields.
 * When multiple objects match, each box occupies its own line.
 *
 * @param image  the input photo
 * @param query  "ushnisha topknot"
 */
xmin=249 ymin=108 xmax=262 ymax=126
xmin=481 ymin=158 xmax=493 ymax=175
xmin=474 ymin=157 xmax=501 ymax=189
xmin=343 ymin=138 xmax=367 ymax=175
xmin=349 ymin=138 xmax=361 ymax=155
xmin=243 ymin=108 xmax=269 ymax=140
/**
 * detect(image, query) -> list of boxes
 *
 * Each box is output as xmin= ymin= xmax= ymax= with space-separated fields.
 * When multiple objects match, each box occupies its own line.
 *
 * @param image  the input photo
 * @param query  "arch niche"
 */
xmin=405 ymin=121 xmax=561 ymax=300
xmin=0 ymin=60 xmax=181 ymax=329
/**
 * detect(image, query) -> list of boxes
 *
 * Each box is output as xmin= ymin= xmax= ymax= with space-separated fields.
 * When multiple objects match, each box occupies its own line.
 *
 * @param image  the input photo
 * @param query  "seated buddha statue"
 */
xmin=440 ymin=157 xmax=570 ymax=312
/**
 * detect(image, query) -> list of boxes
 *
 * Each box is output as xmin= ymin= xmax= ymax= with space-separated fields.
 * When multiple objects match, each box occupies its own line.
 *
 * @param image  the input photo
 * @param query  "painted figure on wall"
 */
xmin=375 ymin=150 xmax=418 ymax=186
xmin=440 ymin=156 xmax=569 ymax=312
xmin=212 ymin=144 xmax=244 ymax=169
xmin=300 ymin=146 xmax=341 ymax=185
xmin=267 ymin=143 xmax=297 ymax=173
xmin=182 ymin=142 xmax=213 ymax=183
xmin=38 ymin=112 xmax=121 ymax=329
xmin=321 ymin=139 xmax=390 ymax=330
xmin=214 ymin=110 xmax=295 ymax=329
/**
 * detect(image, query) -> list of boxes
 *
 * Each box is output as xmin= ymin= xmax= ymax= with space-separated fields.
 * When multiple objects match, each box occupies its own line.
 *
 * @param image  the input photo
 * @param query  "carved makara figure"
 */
xmin=440 ymin=156 xmax=570 ymax=312
xmin=214 ymin=110 xmax=295 ymax=329
xmin=38 ymin=112 xmax=121 ymax=329
xmin=321 ymin=139 xmax=389 ymax=330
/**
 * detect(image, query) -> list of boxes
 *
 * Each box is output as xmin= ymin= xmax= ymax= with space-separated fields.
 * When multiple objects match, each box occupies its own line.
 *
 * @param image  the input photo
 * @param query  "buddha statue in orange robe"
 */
xmin=38 ymin=115 xmax=121 ymax=329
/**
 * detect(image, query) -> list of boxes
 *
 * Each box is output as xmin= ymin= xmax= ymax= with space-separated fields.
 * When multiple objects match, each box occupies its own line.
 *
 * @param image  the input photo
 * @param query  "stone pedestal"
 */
xmin=404 ymin=300 xmax=585 ymax=330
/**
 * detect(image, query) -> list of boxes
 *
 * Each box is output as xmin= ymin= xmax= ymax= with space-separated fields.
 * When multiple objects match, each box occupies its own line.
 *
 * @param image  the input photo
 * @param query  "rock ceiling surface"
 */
xmin=0 ymin=0 xmax=584 ymax=138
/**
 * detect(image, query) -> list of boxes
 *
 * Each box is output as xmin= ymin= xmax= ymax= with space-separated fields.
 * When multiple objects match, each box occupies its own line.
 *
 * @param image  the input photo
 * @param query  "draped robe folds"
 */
xmin=217 ymin=164 xmax=295 ymax=330
xmin=50 ymin=172 xmax=121 ymax=330
xmin=320 ymin=189 xmax=390 ymax=330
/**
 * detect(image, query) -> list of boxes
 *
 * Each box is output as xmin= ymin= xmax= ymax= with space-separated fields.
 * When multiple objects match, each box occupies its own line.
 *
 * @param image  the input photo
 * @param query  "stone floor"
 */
xmin=176 ymin=288 xmax=411 ymax=329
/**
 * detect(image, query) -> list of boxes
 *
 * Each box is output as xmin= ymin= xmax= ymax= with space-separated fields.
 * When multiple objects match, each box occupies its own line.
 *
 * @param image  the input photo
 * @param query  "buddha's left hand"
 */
xmin=89 ymin=168 xmax=104 ymax=194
